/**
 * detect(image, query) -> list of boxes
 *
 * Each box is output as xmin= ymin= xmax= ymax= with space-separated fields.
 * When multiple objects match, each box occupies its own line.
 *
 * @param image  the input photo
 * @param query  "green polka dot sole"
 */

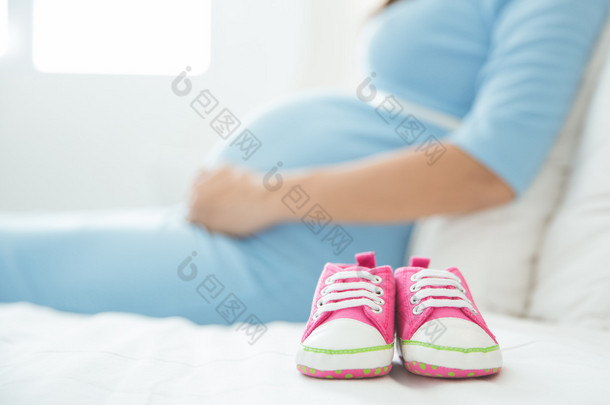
xmin=404 ymin=361 xmax=501 ymax=378
xmin=296 ymin=364 xmax=392 ymax=379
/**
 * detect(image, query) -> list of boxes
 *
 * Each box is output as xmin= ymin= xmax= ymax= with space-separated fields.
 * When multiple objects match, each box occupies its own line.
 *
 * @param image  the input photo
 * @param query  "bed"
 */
xmin=1 ymin=302 xmax=608 ymax=405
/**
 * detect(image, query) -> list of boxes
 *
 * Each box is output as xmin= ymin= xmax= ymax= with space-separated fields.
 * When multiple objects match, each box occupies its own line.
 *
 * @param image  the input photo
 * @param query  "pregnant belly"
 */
xmin=212 ymin=92 xmax=439 ymax=171
xmin=208 ymin=92 xmax=424 ymax=272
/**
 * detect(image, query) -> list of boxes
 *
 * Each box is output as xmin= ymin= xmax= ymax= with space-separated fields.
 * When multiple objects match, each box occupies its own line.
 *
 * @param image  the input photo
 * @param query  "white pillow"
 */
xmin=407 ymin=133 xmax=571 ymax=316
xmin=529 ymin=23 xmax=610 ymax=330
xmin=407 ymin=20 xmax=610 ymax=317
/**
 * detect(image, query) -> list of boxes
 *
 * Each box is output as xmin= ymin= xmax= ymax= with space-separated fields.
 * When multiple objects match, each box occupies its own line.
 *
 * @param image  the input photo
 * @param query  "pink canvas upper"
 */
xmin=301 ymin=252 xmax=395 ymax=345
xmin=395 ymin=257 xmax=497 ymax=343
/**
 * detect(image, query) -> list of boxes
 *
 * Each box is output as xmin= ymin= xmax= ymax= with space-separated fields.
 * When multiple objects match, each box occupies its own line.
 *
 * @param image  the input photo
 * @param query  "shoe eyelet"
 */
xmin=410 ymin=296 xmax=420 ymax=305
xmin=410 ymin=273 xmax=420 ymax=282
xmin=372 ymin=275 xmax=383 ymax=284
xmin=374 ymin=298 xmax=385 ymax=306
xmin=471 ymin=308 xmax=478 ymax=315
xmin=409 ymin=284 xmax=420 ymax=293
xmin=313 ymin=312 xmax=321 ymax=320
xmin=320 ymin=287 xmax=329 ymax=296
xmin=375 ymin=287 xmax=384 ymax=296
xmin=372 ymin=306 xmax=383 ymax=314
xmin=324 ymin=277 xmax=334 ymax=285
xmin=459 ymin=287 xmax=467 ymax=294
xmin=412 ymin=305 xmax=424 ymax=315
xmin=316 ymin=300 xmax=324 ymax=308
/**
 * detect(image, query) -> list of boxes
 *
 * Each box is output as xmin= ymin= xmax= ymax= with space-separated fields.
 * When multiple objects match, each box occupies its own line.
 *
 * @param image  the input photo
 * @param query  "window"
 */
xmin=33 ymin=0 xmax=210 ymax=75
xmin=0 ymin=0 xmax=7 ymax=56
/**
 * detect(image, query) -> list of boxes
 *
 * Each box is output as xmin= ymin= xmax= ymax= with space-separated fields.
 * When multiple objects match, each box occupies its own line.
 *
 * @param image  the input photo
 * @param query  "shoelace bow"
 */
xmin=409 ymin=268 xmax=477 ymax=315
xmin=313 ymin=270 xmax=384 ymax=320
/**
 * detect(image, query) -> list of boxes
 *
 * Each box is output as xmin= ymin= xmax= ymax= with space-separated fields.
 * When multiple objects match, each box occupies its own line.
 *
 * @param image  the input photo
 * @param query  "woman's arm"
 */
xmin=285 ymin=144 xmax=514 ymax=223
xmin=187 ymin=144 xmax=513 ymax=236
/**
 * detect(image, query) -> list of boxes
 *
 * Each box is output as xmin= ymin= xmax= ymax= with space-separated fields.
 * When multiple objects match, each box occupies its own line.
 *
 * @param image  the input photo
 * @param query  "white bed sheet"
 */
xmin=1 ymin=302 xmax=608 ymax=405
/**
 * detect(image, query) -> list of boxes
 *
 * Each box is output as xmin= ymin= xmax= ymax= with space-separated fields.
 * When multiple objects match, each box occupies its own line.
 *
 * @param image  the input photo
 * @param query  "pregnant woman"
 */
xmin=1 ymin=0 xmax=608 ymax=324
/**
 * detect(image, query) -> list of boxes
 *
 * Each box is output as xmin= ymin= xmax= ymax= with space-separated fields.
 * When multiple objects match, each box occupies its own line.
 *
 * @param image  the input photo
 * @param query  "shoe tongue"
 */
xmin=355 ymin=251 xmax=376 ymax=268
xmin=410 ymin=256 xmax=430 ymax=268
xmin=323 ymin=260 xmax=377 ymax=326
xmin=425 ymin=265 xmax=472 ymax=320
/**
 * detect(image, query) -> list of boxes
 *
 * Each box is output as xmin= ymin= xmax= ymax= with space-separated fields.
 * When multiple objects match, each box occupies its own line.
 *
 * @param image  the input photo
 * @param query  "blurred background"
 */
xmin=0 ymin=0 xmax=382 ymax=211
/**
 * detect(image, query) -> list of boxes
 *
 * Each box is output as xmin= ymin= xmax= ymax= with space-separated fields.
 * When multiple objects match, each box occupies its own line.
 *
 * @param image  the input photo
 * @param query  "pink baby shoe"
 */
xmin=395 ymin=257 xmax=502 ymax=378
xmin=296 ymin=252 xmax=395 ymax=379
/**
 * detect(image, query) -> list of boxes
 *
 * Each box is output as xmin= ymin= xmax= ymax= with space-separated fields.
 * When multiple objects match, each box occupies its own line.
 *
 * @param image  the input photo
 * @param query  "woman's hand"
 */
xmin=187 ymin=165 xmax=283 ymax=237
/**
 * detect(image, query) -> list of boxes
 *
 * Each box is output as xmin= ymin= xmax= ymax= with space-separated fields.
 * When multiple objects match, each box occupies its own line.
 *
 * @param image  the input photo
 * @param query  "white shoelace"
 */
xmin=409 ymin=269 xmax=477 ymax=315
xmin=312 ymin=271 xmax=384 ymax=320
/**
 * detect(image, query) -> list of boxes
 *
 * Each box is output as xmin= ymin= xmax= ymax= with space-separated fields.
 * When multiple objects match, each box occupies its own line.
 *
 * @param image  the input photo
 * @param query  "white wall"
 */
xmin=0 ymin=0 xmax=381 ymax=211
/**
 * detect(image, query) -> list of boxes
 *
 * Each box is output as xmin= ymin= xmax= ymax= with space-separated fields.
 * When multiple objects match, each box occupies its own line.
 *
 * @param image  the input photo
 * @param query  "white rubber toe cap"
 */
xmin=411 ymin=317 xmax=496 ymax=348
xmin=402 ymin=317 xmax=502 ymax=370
xmin=298 ymin=318 xmax=393 ymax=371
xmin=302 ymin=318 xmax=386 ymax=350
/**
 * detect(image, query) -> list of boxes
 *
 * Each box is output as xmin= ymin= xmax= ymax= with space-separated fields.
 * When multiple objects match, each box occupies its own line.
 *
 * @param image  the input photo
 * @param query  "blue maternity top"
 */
xmin=365 ymin=0 xmax=609 ymax=195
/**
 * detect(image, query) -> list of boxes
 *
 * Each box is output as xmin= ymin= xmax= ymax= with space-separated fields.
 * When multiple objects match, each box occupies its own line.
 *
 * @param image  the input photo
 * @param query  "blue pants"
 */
xmin=0 ymin=93 xmax=427 ymax=324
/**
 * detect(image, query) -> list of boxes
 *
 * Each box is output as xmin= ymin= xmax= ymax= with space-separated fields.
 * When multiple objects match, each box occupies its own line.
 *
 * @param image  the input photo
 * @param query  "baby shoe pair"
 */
xmin=296 ymin=252 xmax=502 ymax=379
